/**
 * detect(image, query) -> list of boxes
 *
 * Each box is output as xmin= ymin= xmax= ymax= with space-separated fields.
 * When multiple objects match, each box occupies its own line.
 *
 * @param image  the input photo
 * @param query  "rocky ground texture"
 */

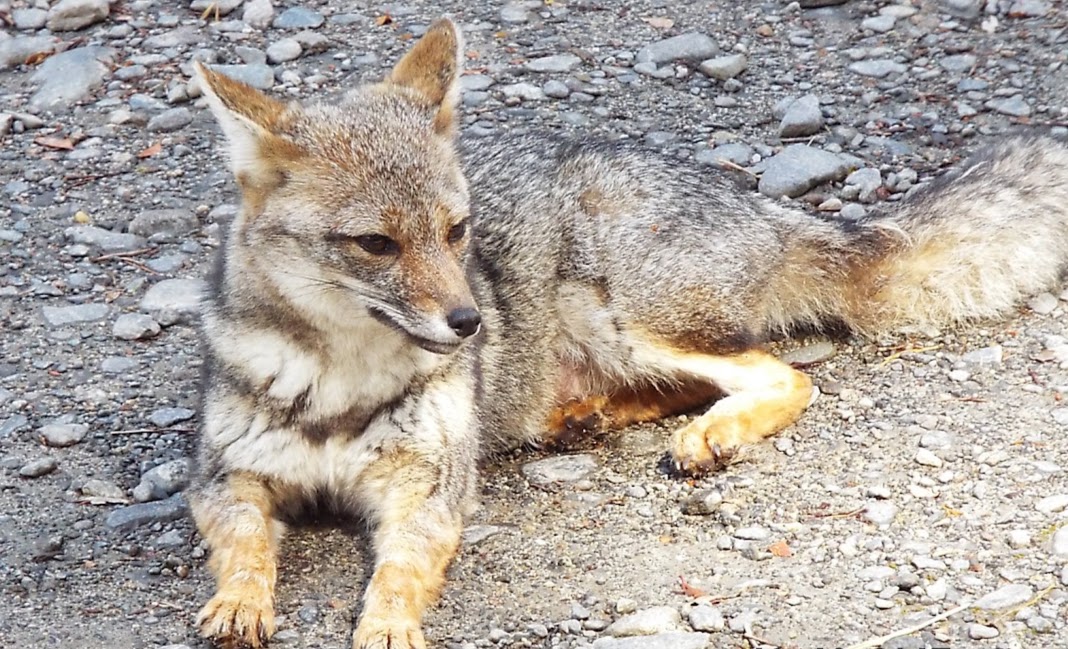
xmin=2 ymin=0 xmax=1068 ymax=648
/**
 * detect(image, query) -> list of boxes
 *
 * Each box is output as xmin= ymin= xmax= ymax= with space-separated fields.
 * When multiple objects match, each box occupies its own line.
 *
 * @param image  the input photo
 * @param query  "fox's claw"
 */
xmin=673 ymin=442 xmax=738 ymax=476
xmin=353 ymin=617 xmax=427 ymax=649
xmin=197 ymin=585 xmax=275 ymax=649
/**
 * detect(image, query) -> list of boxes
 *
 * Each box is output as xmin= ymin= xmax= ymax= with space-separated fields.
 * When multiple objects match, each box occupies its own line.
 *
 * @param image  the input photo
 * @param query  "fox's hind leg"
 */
xmin=191 ymin=472 xmax=281 ymax=648
xmin=645 ymin=348 xmax=815 ymax=474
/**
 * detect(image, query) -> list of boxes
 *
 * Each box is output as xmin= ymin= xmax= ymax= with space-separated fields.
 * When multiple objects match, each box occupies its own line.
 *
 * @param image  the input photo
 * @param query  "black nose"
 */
xmin=446 ymin=308 xmax=481 ymax=338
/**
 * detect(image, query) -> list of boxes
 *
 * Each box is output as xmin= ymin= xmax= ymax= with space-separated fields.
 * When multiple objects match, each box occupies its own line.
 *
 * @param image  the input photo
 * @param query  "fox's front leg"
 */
xmin=190 ymin=472 xmax=280 ymax=649
xmin=353 ymin=451 xmax=466 ymax=649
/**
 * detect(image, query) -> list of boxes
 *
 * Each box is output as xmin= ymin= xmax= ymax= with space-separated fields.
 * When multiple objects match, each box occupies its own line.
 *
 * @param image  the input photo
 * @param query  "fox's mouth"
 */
xmin=367 ymin=307 xmax=463 ymax=355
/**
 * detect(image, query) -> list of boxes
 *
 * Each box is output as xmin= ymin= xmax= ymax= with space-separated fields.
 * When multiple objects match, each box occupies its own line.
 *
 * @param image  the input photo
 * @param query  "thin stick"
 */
xmin=843 ymin=603 xmax=968 ymax=649
xmin=717 ymin=159 xmax=759 ymax=178
xmin=91 ymin=248 xmax=156 ymax=262
xmin=110 ymin=426 xmax=194 ymax=435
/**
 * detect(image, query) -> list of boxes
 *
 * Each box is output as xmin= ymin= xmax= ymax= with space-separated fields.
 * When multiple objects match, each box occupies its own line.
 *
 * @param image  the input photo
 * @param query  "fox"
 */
xmin=188 ymin=16 xmax=1068 ymax=649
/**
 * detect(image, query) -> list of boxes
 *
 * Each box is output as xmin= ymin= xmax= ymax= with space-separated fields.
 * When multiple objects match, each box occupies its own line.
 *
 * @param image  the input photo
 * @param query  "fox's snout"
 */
xmin=446 ymin=307 xmax=481 ymax=338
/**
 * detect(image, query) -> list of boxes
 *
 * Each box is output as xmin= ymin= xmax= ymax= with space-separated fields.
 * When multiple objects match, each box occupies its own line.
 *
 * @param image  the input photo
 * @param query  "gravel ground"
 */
xmin=2 ymin=1 xmax=1068 ymax=648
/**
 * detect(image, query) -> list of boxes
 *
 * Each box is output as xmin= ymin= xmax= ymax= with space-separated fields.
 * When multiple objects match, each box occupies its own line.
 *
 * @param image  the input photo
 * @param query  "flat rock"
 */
xmin=463 ymin=525 xmax=506 ymax=545
xmin=140 ymin=278 xmax=207 ymax=325
xmin=848 ymin=59 xmax=906 ymax=78
xmin=46 ymin=0 xmax=109 ymax=32
xmin=1008 ymin=0 xmax=1051 ymax=17
xmin=42 ymin=303 xmax=108 ymax=327
xmin=863 ymin=501 xmax=899 ymax=527
xmin=861 ymin=15 xmax=896 ymax=33
xmin=593 ymin=634 xmax=709 ymax=649
xmin=30 ymin=46 xmax=115 ymax=111
xmin=521 ymin=454 xmax=598 ymax=486
xmin=113 ymin=313 xmax=161 ymax=340
xmin=974 ymin=584 xmax=1033 ymax=610
xmin=0 ymin=35 xmax=56 ymax=70
xmin=986 ymin=95 xmax=1031 ymax=117
xmin=147 ymin=108 xmax=193 ymax=132
xmin=526 ymin=54 xmax=581 ymax=73
xmin=604 ymin=607 xmax=684 ymax=637
xmin=148 ymin=407 xmax=196 ymax=428
xmin=687 ymin=605 xmax=725 ymax=632
xmin=758 ymin=145 xmax=856 ymax=198
xmin=65 ymin=225 xmax=145 ymax=252
xmin=698 ymin=54 xmax=747 ymax=81
xmin=697 ymin=143 xmax=754 ymax=167
xmin=1036 ymin=493 xmax=1068 ymax=514
xmin=206 ymin=64 xmax=275 ymax=90
xmin=779 ymin=94 xmax=823 ymax=138
xmin=20 ymin=457 xmax=58 ymax=478
xmin=637 ymin=33 xmax=718 ymax=64
xmin=273 ymin=7 xmax=324 ymax=29
xmin=501 ymin=82 xmax=545 ymax=102
xmin=128 ymin=208 xmax=198 ymax=238
xmin=105 ymin=494 xmax=188 ymax=531
xmin=40 ymin=423 xmax=88 ymax=447
xmin=961 ymin=345 xmax=1003 ymax=366
xmin=81 ymin=478 xmax=126 ymax=499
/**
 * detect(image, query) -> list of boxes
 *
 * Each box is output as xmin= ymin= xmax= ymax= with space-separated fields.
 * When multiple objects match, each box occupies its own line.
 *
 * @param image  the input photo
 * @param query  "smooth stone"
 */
xmin=19 ymin=457 xmax=58 ymax=478
xmin=46 ymin=0 xmax=109 ymax=32
xmin=848 ymin=59 xmax=906 ymax=78
xmin=190 ymin=0 xmax=243 ymax=15
xmin=113 ymin=313 xmax=161 ymax=340
xmin=40 ymin=423 xmax=88 ymax=447
xmin=273 ymin=7 xmax=324 ymax=29
xmin=0 ymin=35 xmax=57 ymax=70
xmin=105 ymin=494 xmax=188 ymax=531
xmin=267 ymin=38 xmax=303 ymax=64
xmin=985 ymin=95 xmax=1031 ymax=117
xmin=129 ymin=209 xmax=197 ymax=238
xmin=863 ymin=501 xmax=899 ymax=527
xmin=521 ymin=454 xmax=598 ymax=486
xmin=1036 ymin=494 xmax=1068 ymax=514
xmin=687 ymin=605 xmax=725 ymax=632
xmin=525 ymin=54 xmax=581 ymax=73
xmin=592 ymin=633 xmax=709 ymax=649
xmin=42 ymin=303 xmax=108 ymax=327
xmin=65 ymin=225 xmax=145 ymax=252
xmin=758 ymin=145 xmax=856 ymax=198
xmin=136 ymin=458 xmax=192 ymax=501
xmin=139 ymin=279 xmax=207 ymax=325
xmin=13 ymin=8 xmax=49 ymax=31
xmin=778 ymin=94 xmax=823 ymax=138
xmin=973 ymin=584 xmax=1033 ymax=610
xmin=148 ymin=407 xmax=195 ymax=428
xmin=604 ymin=606 xmax=682 ymax=637
xmin=243 ymin=0 xmax=274 ymax=28
xmin=637 ymin=33 xmax=718 ymax=64
xmin=147 ymin=108 xmax=193 ymax=132
xmin=698 ymin=54 xmax=747 ymax=81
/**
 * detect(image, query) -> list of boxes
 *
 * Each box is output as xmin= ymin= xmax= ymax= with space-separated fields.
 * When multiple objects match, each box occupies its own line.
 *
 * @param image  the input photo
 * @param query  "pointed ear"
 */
xmin=194 ymin=61 xmax=304 ymax=207
xmin=388 ymin=18 xmax=463 ymax=135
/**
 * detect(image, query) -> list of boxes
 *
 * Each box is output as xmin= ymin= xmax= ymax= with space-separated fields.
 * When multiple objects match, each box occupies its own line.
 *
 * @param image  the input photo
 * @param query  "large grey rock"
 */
xmin=637 ymin=33 xmax=718 ymax=64
xmin=105 ymin=494 xmax=189 ymax=531
xmin=42 ymin=303 xmax=109 ymax=327
xmin=521 ymin=454 xmax=597 ymax=486
xmin=140 ymin=279 xmax=207 ymax=325
xmin=985 ymin=95 xmax=1031 ymax=117
xmin=30 ymin=46 xmax=115 ymax=111
xmin=758 ymin=145 xmax=856 ymax=198
xmin=149 ymin=407 xmax=196 ymax=428
xmin=0 ymin=36 xmax=55 ymax=69
xmin=266 ymin=39 xmax=303 ymax=64
xmin=778 ymin=94 xmax=823 ymax=138
xmin=46 ymin=0 xmax=109 ymax=31
xmin=65 ymin=225 xmax=145 ymax=252
xmin=128 ymin=209 xmax=198 ymax=238
xmin=147 ymin=108 xmax=194 ymax=133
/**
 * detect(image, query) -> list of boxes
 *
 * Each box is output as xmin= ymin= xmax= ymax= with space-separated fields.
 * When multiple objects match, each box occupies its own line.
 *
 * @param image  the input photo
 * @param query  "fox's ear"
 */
xmin=194 ymin=61 xmax=304 ymax=205
xmin=388 ymin=18 xmax=463 ymax=135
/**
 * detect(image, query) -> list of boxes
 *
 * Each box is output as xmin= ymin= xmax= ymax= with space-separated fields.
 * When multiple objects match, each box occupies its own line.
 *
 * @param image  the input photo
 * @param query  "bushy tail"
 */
xmin=763 ymin=133 xmax=1068 ymax=336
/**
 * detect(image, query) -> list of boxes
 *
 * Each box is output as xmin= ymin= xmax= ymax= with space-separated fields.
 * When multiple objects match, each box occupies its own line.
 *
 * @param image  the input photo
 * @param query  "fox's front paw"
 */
xmin=197 ymin=583 xmax=276 ymax=649
xmin=352 ymin=616 xmax=427 ymax=649
xmin=670 ymin=416 xmax=743 ymax=475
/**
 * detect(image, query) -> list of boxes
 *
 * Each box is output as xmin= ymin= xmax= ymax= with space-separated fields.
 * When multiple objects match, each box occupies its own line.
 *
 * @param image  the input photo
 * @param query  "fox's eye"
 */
xmin=354 ymin=234 xmax=399 ymax=256
xmin=447 ymin=220 xmax=468 ymax=244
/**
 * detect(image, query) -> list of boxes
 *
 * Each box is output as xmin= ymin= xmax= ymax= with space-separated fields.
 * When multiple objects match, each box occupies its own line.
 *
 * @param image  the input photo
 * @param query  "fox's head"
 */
xmin=196 ymin=19 xmax=480 ymax=354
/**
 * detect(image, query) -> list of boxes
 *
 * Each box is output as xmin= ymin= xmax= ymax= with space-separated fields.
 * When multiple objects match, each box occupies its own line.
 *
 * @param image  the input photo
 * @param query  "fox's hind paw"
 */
xmin=353 ymin=617 xmax=427 ymax=649
xmin=197 ymin=583 xmax=275 ymax=649
xmin=670 ymin=415 xmax=746 ymax=475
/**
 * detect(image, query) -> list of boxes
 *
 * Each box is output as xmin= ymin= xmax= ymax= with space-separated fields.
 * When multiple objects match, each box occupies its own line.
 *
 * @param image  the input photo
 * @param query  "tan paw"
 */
xmin=670 ymin=415 xmax=744 ymax=475
xmin=352 ymin=617 xmax=427 ymax=649
xmin=197 ymin=583 xmax=275 ymax=649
